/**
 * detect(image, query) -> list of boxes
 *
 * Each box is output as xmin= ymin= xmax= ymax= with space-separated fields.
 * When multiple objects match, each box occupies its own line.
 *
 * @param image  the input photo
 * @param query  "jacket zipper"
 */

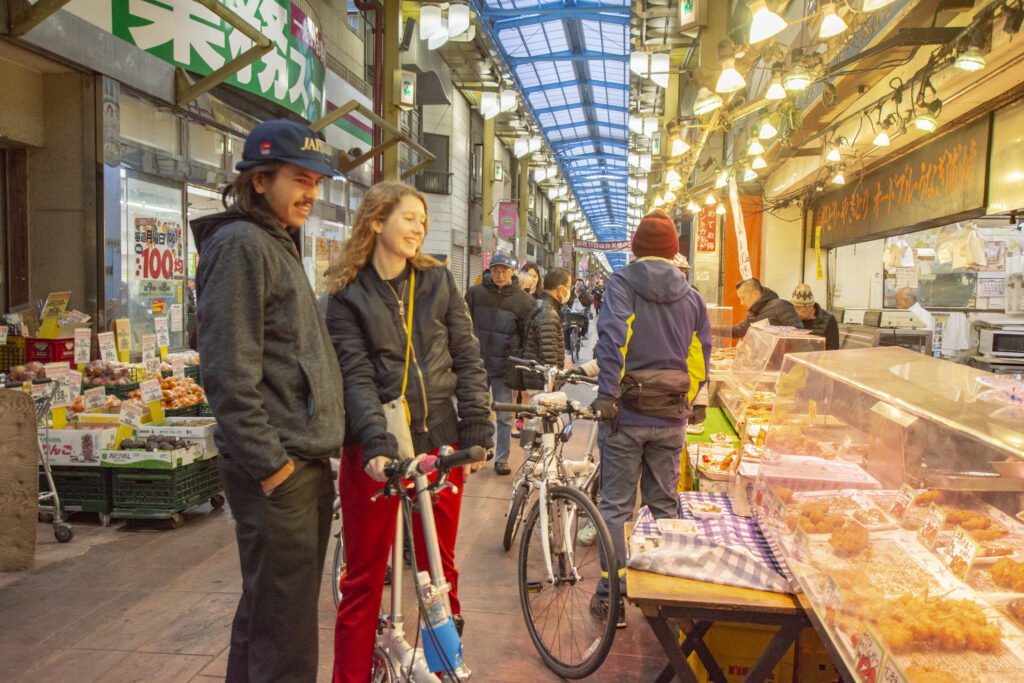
xmin=386 ymin=279 xmax=430 ymax=433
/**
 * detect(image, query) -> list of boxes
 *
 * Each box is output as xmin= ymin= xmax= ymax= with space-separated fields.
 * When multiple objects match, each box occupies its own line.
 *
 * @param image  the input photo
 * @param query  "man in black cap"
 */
xmin=465 ymin=252 xmax=533 ymax=474
xmin=191 ymin=119 xmax=346 ymax=682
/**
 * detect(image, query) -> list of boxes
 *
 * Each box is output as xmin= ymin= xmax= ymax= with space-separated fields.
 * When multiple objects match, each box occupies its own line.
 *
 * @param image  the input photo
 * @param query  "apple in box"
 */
xmin=38 ymin=428 xmax=119 ymax=466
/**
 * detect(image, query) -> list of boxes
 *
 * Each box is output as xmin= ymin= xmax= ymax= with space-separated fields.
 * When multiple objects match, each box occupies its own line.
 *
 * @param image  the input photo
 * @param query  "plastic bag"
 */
xmin=952 ymin=223 xmax=986 ymax=270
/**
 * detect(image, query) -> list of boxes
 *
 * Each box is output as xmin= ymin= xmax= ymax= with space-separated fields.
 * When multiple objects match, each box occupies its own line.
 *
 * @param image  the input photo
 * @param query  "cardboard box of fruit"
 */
xmin=100 ymin=437 xmax=202 ymax=470
xmin=38 ymin=426 xmax=119 ymax=466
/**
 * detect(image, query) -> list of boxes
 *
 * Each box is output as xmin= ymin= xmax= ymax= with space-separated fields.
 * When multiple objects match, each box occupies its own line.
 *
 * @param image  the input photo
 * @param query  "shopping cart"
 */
xmin=5 ymin=379 xmax=73 ymax=542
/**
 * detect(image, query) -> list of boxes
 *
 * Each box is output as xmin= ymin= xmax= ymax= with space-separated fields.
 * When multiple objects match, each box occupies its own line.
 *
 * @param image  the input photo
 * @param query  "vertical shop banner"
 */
xmin=481 ymin=251 xmax=492 ymax=271
xmin=133 ymin=218 xmax=184 ymax=299
xmin=68 ymin=0 xmax=325 ymax=121
xmin=728 ymin=178 xmax=753 ymax=280
xmin=696 ymin=207 xmax=717 ymax=252
xmin=497 ymin=201 xmax=518 ymax=239
xmin=815 ymin=225 xmax=824 ymax=281
xmin=579 ymin=254 xmax=590 ymax=273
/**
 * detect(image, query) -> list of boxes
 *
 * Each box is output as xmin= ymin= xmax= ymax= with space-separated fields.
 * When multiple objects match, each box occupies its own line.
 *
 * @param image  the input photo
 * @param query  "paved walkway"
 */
xmin=1 ymin=331 xmax=670 ymax=682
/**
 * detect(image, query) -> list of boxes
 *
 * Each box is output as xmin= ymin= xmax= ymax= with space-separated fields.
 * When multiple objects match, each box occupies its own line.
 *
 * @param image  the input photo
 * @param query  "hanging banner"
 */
xmin=67 ymin=0 xmax=326 ymax=121
xmin=134 ymin=218 xmax=185 ymax=300
xmin=728 ymin=178 xmax=753 ymax=280
xmin=579 ymin=254 xmax=590 ymax=273
xmin=574 ymin=239 xmax=630 ymax=252
xmin=815 ymin=225 xmax=824 ymax=281
xmin=695 ymin=208 xmax=717 ymax=252
xmin=497 ymin=201 xmax=518 ymax=239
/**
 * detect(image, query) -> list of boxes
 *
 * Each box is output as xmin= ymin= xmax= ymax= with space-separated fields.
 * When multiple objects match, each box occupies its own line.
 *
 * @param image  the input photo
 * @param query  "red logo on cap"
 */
xmin=260 ymin=141 xmax=271 ymax=155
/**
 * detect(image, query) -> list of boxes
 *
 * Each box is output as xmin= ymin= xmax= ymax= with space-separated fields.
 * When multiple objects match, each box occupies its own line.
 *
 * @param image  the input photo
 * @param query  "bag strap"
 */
xmin=400 ymin=269 xmax=415 ymax=422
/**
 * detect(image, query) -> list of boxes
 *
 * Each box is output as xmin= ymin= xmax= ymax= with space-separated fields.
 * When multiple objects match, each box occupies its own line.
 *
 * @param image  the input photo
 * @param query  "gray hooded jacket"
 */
xmin=191 ymin=208 xmax=345 ymax=481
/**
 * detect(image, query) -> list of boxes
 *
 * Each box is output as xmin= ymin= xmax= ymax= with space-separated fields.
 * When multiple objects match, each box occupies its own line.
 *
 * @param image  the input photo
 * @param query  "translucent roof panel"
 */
xmin=588 ymin=59 xmax=626 ymax=83
xmin=590 ymin=86 xmax=627 ymax=109
xmin=527 ymin=85 xmax=582 ymax=111
xmin=580 ymin=20 xmax=628 ymax=55
xmin=515 ymin=61 xmax=576 ymax=89
xmin=498 ymin=21 xmax=568 ymax=57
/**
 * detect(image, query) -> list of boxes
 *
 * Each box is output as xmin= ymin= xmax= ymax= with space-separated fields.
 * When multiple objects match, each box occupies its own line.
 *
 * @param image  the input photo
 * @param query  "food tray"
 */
xmin=805 ymin=537 xmax=947 ymax=597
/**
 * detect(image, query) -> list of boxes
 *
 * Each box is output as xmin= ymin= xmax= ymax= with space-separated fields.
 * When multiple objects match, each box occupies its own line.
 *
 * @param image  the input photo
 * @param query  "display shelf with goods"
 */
xmin=753 ymin=347 xmax=1024 ymax=682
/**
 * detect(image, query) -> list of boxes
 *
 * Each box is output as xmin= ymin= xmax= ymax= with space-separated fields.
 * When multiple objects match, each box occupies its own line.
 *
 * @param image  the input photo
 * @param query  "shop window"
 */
xmin=119 ymin=93 xmax=181 ymax=155
xmin=107 ymin=170 xmax=186 ymax=353
xmin=188 ymin=121 xmax=225 ymax=169
xmin=303 ymin=218 xmax=347 ymax=296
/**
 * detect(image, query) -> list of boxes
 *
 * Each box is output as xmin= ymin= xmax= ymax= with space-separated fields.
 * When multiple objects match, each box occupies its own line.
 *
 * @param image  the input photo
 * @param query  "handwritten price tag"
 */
xmin=83 ymin=386 xmax=105 ymax=412
xmin=878 ymin=656 xmax=908 ymax=683
xmin=139 ymin=378 xmax=163 ymax=404
xmin=98 ymin=332 xmax=117 ymax=362
xmin=889 ymin=484 xmax=916 ymax=521
xmin=171 ymin=357 xmax=185 ymax=379
xmin=44 ymin=363 xmax=68 ymax=380
xmin=823 ymin=574 xmax=843 ymax=632
xmin=793 ymin=524 xmax=810 ymax=563
xmin=141 ymin=334 xmax=157 ymax=361
xmin=119 ymin=400 xmax=143 ymax=429
xmin=145 ymin=357 xmax=162 ymax=378
xmin=0 ymin=326 xmax=7 ymax=345
xmin=918 ymin=503 xmax=945 ymax=550
xmin=854 ymin=623 xmax=886 ymax=683
xmin=944 ymin=526 xmax=980 ymax=581
xmin=74 ymin=328 xmax=91 ymax=364
xmin=153 ymin=317 xmax=170 ymax=348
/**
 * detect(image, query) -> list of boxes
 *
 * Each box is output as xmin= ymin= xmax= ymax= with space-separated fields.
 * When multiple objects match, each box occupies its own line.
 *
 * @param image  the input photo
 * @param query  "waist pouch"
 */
xmin=620 ymin=369 xmax=692 ymax=421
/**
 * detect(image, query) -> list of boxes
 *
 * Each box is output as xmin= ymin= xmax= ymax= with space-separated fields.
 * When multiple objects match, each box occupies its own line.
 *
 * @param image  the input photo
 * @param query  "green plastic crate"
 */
xmin=111 ymin=457 xmax=221 ymax=514
xmin=195 ymin=402 xmax=213 ymax=417
xmin=82 ymin=381 xmax=140 ymax=400
xmin=39 ymin=466 xmax=112 ymax=513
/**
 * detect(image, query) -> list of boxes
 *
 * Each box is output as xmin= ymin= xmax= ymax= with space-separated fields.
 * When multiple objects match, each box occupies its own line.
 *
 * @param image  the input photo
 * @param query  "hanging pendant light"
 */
xmin=825 ymin=144 xmax=841 ymax=163
xmin=693 ymin=87 xmax=724 ymax=115
xmin=665 ymin=168 xmax=682 ymax=186
xmin=913 ymin=100 xmax=942 ymax=132
xmin=715 ymin=170 xmax=729 ymax=188
xmin=748 ymin=139 xmax=765 ymax=155
xmin=663 ymin=189 xmax=677 ymax=203
xmin=671 ymin=137 xmax=690 ymax=156
xmin=783 ymin=64 xmax=810 ymax=91
xmin=765 ymin=73 xmax=786 ymax=100
xmin=715 ymin=58 xmax=747 ymax=94
xmin=687 ymin=201 xmax=700 ymax=212
xmin=743 ymin=168 xmax=758 ymax=181
xmin=758 ymin=115 xmax=778 ymax=140
xmin=818 ymin=3 xmax=847 ymax=39
xmin=752 ymin=156 xmax=767 ymax=170
xmin=716 ymin=203 xmax=727 ymax=216
xmin=749 ymin=0 xmax=787 ymax=44
xmin=873 ymin=130 xmax=891 ymax=146
xmin=705 ymin=193 xmax=716 ymax=205
xmin=832 ymin=164 xmax=846 ymax=185
xmin=954 ymin=46 xmax=986 ymax=72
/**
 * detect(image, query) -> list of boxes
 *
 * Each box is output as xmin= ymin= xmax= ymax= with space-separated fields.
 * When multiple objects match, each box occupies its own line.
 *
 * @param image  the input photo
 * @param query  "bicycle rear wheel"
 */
xmin=503 ymin=483 xmax=529 ymax=551
xmin=518 ymin=485 xmax=619 ymax=679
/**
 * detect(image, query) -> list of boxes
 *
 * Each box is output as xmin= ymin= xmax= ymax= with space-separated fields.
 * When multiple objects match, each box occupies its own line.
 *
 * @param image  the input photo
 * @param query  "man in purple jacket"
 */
xmin=589 ymin=209 xmax=711 ymax=627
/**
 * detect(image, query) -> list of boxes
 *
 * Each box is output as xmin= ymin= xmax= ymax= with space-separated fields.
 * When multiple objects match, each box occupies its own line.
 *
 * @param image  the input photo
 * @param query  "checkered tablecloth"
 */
xmin=627 ymin=493 xmax=795 ymax=594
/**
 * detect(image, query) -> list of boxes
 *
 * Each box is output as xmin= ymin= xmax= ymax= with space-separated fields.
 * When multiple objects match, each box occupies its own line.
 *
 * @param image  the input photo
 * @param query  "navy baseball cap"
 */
xmin=490 ymin=252 xmax=515 ymax=269
xmin=236 ymin=119 xmax=341 ymax=177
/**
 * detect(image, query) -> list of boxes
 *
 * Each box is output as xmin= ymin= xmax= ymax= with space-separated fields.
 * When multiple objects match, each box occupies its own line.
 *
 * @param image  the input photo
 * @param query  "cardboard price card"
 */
xmin=145 ymin=357 xmax=162 ymax=378
xmin=98 ymin=331 xmax=117 ymax=362
xmin=154 ymin=316 xmax=170 ymax=348
xmin=141 ymin=334 xmax=157 ymax=361
xmin=879 ymin=656 xmax=909 ymax=683
xmin=918 ymin=503 xmax=945 ymax=550
xmin=889 ymin=484 xmax=916 ymax=521
xmin=113 ymin=318 xmax=132 ymax=360
xmin=944 ymin=526 xmax=980 ymax=581
xmin=139 ymin=378 xmax=163 ymax=404
xmin=171 ymin=357 xmax=185 ymax=379
xmin=854 ymin=623 xmax=887 ymax=683
xmin=83 ymin=386 xmax=106 ymax=412
xmin=793 ymin=524 xmax=811 ymax=563
xmin=119 ymin=401 xmax=144 ymax=429
xmin=41 ymin=291 xmax=72 ymax=320
xmin=823 ymin=574 xmax=844 ymax=632
xmin=43 ymin=363 xmax=68 ymax=380
xmin=74 ymin=328 xmax=91 ymax=364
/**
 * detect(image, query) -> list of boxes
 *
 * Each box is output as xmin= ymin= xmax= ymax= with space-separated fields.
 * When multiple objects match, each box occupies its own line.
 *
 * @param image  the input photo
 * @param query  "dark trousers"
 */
xmin=219 ymin=453 xmax=334 ymax=683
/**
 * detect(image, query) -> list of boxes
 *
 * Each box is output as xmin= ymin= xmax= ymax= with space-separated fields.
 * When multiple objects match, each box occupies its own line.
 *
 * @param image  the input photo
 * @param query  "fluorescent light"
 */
xmin=650 ymin=53 xmax=670 ymax=88
xmin=955 ymin=46 xmax=986 ymax=72
xmin=783 ymin=65 xmax=810 ymax=92
xmin=715 ymin=58 xmax=746 ymax=94
xmin=765 ymin=76 xmax=786 ymax=100
xmin=749 ymin=0 xmax=787 ymax=44
xmin=671 ymin=137 xmax=690 ymax=156
xmin=758 ymin=117 xmax=778 ymax=140
xmin=819 ymin=4 xmax=847 ymax=39
xmin=693 ymin=87 xmax=723 ymax=115
xmin=752 ymin=156 xmax=767 ymax=170
xmin=748 ymin=139 xmax=765 ymax=155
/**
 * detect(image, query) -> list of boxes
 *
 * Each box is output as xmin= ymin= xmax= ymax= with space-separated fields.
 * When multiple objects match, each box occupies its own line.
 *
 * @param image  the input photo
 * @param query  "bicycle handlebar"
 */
xmin=4 ymin=378 xmax=54 ymax=389
xmin=383 ymin=445 xmax=487 ymax=480
xmin=493 ymin=401 xmax=532 ymax=415
xmin=493 ymin=399 xmax=605 ymax=422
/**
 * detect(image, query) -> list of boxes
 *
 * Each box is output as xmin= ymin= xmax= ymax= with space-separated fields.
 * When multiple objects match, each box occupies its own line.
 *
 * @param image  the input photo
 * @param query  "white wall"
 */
xmin=760 ymin=203 xmax=803 ymax=302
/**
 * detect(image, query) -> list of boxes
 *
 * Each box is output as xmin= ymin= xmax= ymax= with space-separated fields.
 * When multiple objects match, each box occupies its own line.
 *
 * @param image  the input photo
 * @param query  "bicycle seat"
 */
xmin=530 ymin=391 xmax=568 ymax=409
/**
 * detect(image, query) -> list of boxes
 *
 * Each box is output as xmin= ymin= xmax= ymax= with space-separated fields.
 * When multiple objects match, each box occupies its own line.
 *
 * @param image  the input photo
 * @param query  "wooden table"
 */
xmin=627 ymin=566 xmax=810 ymax=683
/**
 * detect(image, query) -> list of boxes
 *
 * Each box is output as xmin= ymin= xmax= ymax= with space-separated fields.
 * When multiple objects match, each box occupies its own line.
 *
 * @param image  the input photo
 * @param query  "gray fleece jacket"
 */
xmin=191 ymin=208 xmax=345 ymax=481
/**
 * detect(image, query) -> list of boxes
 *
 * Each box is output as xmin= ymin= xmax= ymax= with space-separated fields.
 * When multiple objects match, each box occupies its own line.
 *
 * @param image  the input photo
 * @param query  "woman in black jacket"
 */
xmin=325 ymin=181 xmax=493 ymax=683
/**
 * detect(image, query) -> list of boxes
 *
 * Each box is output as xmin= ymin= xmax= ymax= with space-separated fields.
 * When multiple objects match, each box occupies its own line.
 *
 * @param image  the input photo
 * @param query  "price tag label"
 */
xmin=67 ymin=370 xmax=82 ymax=398
xmin=113 ymin=318 xmax=132 ymax=359
xmin=879 ymin=656 xmax=909 ymax=683
xmin=44 ymin=363 xmax=68 ymax=380
xmin=98 ymin=332 xmax=117 ymax=362
xmin=145 ymin=357 xmax=162 ymax=378
xmin=154 ymin=316 xmax=170 ymax=348
xmin=854 ymin=623 xmax=886 ymax=683
xmin=171 ymin=357 xmax=185 ymax=379
xmin=118 ymin=400 xmax=144 ymax=429
xmin=0 ymin=326 xmax=7 ymax=345
xmin=74 ymin=328 xmax=91 ymax=364
xmin=139 ymin=378 xmax=163 ymax=404
xmin=823 ymin=574 xmax=843 ymax=632
xmin=889 ymin=484 xmax=916 ymax=521
xmin=793 ymin=524 xmax=810 ymax=563
xmin=944 ymin=526 xmax=980 ymax=581
xmin=50 ymin=381 xmax=74 ymax=409
xmin=30 ymin=382 xmax=49 ymax=398
xmin=83 ymin=386 xmax=106 ymax=412
xmin=141 ymin=334 xmax=157 ymax=361
xmin=918 ymin=503 xmax=945 ymax=550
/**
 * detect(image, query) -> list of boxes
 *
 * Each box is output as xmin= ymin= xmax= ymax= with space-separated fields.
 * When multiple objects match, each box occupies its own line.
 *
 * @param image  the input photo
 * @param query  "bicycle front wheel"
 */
xmin=503 ymin=483 xmax=529 ymax=551
xmin=570 ymin=327 xmax=580 ymax=362
xmin=518 ymin=485 xmax=619 ymax=679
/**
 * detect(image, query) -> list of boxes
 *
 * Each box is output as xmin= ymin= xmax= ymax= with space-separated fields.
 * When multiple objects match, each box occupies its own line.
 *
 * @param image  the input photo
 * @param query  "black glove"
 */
xmin=590 ymin=395 xmax=619 ymax=432
xmin=567 ymin=366 xmax=587 ymax=377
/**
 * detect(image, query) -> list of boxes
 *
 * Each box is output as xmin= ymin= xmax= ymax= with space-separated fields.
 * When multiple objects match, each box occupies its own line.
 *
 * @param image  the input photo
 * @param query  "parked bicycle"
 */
xmin=562 ymin=310 xmax=587 ymax=362
xmin=493 ymin=376 xmax=618 ymax=679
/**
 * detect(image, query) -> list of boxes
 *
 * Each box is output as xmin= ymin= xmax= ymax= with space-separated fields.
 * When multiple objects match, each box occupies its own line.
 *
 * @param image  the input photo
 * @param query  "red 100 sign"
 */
xmin=137 ymin=247 xmax=180 ymax=280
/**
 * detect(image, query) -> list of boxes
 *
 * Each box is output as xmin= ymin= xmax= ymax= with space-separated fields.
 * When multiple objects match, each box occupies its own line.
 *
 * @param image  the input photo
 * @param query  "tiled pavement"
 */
xmin=1 ymin=333 xmax=670 ymax=682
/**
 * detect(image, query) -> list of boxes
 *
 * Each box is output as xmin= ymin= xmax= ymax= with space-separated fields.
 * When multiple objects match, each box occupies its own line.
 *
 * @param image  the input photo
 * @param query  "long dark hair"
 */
xmin=222 ymin=160 xmax=285 ymax=229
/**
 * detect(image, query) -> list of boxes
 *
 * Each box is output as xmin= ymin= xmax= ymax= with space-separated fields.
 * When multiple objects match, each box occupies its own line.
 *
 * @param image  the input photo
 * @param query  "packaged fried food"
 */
xmin=829 ymin=522 xmax=869 ymax=555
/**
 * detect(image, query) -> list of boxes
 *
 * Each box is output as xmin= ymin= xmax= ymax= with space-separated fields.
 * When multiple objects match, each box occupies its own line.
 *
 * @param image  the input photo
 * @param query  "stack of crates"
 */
xmin=25 ymin=337 xmax=76 ymax=367
xmin=39 ymin=467 xmax=113 ymax=522
xmin=0 ymin=335 xmax=25 ymax=372
xmin=111 ymin=456 xmax=222 ymax=521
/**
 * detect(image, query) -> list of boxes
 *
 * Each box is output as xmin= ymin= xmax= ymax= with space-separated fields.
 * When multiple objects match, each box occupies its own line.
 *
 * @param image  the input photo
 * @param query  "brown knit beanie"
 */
xmin=631 ymin=209 xmax=678 ymax=260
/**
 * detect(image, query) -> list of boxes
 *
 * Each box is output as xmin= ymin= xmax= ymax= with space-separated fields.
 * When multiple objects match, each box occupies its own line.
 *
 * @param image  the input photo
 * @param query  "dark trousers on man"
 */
xmin=219 ymin=453 xmax=334 ymax=683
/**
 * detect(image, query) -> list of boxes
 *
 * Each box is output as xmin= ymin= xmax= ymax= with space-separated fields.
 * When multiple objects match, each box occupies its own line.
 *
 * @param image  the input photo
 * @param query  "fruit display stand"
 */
xmin=753 ymin=347 xmax=1024 ymax=682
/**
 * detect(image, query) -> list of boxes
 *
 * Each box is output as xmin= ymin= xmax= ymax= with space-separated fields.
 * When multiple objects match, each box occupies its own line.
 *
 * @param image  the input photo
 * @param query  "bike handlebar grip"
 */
xmin=508 ymin=356 xmax=534 ymax=367
xmin=4 ymin=378 xmax=54 ymax=389
xmin=437 ymin=445 xmax=487 ymax=470
xmin=492 ymin=402 xmax=531 ymax=414
xmin=576 ymin=376 xmax=598 ymax=385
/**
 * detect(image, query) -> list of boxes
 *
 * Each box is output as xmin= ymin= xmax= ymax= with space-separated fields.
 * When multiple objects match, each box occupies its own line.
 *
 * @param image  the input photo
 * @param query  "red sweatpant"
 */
xmin=332 ymin=444 xmax=465 ymax=683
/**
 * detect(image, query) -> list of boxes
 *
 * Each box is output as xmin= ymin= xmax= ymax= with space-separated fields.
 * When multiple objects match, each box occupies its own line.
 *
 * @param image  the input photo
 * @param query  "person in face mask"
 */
xmin=504 ymin=267 xmax=573 ymax=395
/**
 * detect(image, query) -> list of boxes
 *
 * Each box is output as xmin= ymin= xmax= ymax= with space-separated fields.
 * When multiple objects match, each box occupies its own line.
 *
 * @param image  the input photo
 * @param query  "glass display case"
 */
xmin=754 ymin=347 xmax=1024 ymax=682
xmin=708 ymin=305 xmax=736 ymax=382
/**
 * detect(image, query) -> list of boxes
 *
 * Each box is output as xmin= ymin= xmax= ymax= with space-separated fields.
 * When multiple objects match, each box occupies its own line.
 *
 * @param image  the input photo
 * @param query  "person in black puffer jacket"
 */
xmin=517 ymin=267 xmax=572 ymax=390
xmin=325 ymin=181 xmax=493 ymax=683
xmin=465 ymin=252 xmax=533 ymax=473
xmin=726 ymin=278 xmax=803 ymax=338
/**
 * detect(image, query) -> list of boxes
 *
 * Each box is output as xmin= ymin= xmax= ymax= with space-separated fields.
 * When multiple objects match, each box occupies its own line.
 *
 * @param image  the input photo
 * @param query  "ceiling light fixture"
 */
xmin=783 ymin=64 xmax=810 ymax=92
xmin=693 ymin=87 xmax=724 ymax=116
xmin=499 ymin=89 xmax=517 ymax=112
xmin=765 ymin=73 xmax=786 ymax=100
xmin=665 ymin=168 xmax=682 ymax=185
xmin=954 ymin=45 xmax=986 ymax=72
xmin=749 ymin=0 xmax=787 ymax=44
xmin=818 ymin=3 xmax=847 ymax=39
xmin=649 ymin=52 xmax=670 ymax=88
xmin=716 ymin=203 xmax=727 ymax=216
xmin=744 ymin=168 xmax=758 ymax=181
xmin=687 ymin=201 xmax=700 ymax=212
xmin=862 ymin=0 xmax=897 ymax=11
xmin=663 ymin=189 xmax=677 ymax=203
xmin=825 ymin=144 xmax=841 ymax=162
xmin=715 ymin=170 xmax=729 ymax=188
xmin=705 ymin=193 xmax=716 ymax=205
xmin=716 ymin=57 xmax=747 ymax=94
xmin=758 ymin=115 xmax=778 ymax=140
xmin=832 ymin=164 xmax=846 ymax=185
xmin=671 ymin=137 xmax=690 ymax=156
xmin=914 ymin=100 xmax=942 ymax=132
xmin=480 ymin=91 xmax=499 ymax=119
xmin=752 ymin=156 xmax=767 ymax=170
xmin=748 ymin=139 xmax=765 ymax=155
xmin=447 ymin=3 xmax=470 ymax=36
